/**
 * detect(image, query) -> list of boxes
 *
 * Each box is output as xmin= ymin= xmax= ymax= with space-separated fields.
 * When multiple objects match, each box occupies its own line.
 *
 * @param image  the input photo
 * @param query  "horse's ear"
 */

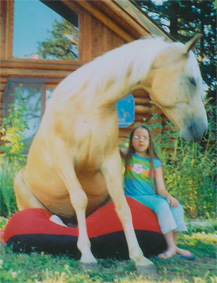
xmin=184 ymin=33 xmax=203 ymax=54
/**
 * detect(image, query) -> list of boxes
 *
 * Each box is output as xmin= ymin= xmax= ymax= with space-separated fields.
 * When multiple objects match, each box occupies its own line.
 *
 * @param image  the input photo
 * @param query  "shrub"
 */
xmin=149 ymin=104 xmax=216 ymax=218
xmin=0 ymin=91 xmax=28 ymax=162
xmin=0 ymin=90 xmax=28 ymax=216
xmin=0 ymin=159 xmax=21 ymax=216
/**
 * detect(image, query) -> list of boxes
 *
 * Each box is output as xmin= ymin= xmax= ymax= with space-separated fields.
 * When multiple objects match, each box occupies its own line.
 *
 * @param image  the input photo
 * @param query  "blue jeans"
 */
xmin=131 ymin=194 xmax=187 ymax=234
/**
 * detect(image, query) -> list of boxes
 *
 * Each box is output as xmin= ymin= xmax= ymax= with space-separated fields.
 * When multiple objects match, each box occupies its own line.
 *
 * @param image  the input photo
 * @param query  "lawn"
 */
xmin=0 ymin=226 xmax=216 ymax=283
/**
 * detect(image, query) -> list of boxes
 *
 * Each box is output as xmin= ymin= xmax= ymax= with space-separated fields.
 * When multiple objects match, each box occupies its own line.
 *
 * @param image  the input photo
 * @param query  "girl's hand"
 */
xmin=167 ymin=196 xmax=179 ymax=207
xmin=119 ymin=148 xmax=127 ymax=158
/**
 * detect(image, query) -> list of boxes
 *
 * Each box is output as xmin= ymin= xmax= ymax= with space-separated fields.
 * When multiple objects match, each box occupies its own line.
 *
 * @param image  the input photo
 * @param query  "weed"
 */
xmin=0 ymin=89 xmax=29 ymax=217
xmin=147 ymin=104 xmax=217 ymax=218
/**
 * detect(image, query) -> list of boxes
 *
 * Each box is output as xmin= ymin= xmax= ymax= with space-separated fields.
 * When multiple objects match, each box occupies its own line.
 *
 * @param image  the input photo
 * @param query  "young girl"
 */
xmin=120 ymin=125 xmax=194 ymax=260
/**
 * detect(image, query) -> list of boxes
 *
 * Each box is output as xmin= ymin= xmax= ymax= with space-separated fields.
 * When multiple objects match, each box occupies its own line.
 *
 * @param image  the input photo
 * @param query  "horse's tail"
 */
xmin=14 ymin=167 xmax=46 ymax=211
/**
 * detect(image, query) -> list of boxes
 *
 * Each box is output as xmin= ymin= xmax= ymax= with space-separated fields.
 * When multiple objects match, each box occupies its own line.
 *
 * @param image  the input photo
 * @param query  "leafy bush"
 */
xmin=0 ymin=91 xmax=28 ymax=162
xmin=0 ymin=159 xmax=21 ymax=216
xmin=149 ymin=104 xmax=216 ymax=218
xmin=0 ymin=91 xmax=28 ymax=216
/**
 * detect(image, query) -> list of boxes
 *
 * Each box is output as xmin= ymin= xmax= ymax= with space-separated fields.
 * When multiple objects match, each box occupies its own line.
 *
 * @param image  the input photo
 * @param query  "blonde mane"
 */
xmin=51 ymin=37 xmax=172 ymax=106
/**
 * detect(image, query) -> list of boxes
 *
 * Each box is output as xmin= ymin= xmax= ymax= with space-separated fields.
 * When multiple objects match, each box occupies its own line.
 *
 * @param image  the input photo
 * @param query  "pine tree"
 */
xmin=135 ymin=0 xmax=216 ymax=101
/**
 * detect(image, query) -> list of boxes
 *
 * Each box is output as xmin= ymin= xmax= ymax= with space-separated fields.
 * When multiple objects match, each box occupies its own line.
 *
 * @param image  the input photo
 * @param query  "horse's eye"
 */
xmin=189 ymin=77 xmax=197 ymax=86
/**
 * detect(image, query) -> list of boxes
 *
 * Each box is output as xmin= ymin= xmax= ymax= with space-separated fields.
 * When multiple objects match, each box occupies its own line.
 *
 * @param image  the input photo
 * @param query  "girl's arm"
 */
xmin=154 ymin=166 xmax=179 ymax=207
xmin=119 ymin=148 xmax=127 ymax=159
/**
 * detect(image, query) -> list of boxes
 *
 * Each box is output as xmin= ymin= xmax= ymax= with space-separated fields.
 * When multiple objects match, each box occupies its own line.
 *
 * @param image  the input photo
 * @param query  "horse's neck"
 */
xmin=61 ymin=38 xmax=169 ymax=108
xmin=94 ymin=39 xmax=169 ymax=106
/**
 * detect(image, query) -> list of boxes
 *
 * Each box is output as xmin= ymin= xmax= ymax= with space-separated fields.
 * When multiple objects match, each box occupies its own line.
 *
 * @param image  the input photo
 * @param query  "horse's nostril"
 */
xmin=180 ymin=122 xmax=207 ymax=142
xmin=191 ymin=123 xmax=207 ymax=142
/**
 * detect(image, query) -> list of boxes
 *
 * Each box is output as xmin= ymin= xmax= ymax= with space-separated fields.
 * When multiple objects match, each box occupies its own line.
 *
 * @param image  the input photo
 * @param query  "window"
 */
xmin=13 ymin=0 xmax=79 ymax=60
xmin=3 ymin=78 xmax=55 ymax=153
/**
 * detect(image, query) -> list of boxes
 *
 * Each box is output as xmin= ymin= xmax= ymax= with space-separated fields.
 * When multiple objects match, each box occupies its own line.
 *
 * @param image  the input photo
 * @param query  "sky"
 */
xmin=13 ymin=0 xmax=62 ymax=58
xmin=152 ymin=0 xmax=163 ymax=3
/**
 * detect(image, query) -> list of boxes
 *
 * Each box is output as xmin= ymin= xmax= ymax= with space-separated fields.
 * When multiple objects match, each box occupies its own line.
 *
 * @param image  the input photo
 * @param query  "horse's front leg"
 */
xmin=51 ymin=140 xmax=97 ymax=265
xmin=101 ymin=150 xmax=157 ymax=276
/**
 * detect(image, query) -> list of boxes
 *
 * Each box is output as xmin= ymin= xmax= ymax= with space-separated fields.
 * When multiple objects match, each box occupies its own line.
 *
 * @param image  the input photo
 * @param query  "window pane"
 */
xmin=13 ymin=0 xmax=79 ymax=60
xmin=3 ymin=78 xmax=44 ymax=153
xmin=45 ymin=87 xmax=55 ymax=108
xmin=46 ymin=88 xmax=54 ymax=102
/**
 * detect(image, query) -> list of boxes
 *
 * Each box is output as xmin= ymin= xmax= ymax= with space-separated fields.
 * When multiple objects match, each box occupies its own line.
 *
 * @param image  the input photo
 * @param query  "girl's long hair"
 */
xmin=125 ymin=125 xmax=161 ymax=178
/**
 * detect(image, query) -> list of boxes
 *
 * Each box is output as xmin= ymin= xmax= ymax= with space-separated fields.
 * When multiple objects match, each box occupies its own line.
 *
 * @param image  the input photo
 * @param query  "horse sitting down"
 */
xmin=14 ymin=34 xmax=207 ymax=276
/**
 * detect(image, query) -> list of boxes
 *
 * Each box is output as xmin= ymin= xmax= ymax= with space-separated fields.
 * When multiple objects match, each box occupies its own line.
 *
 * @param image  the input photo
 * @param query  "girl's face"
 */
xmin=132 ymin=128 xmax=150 ymax=157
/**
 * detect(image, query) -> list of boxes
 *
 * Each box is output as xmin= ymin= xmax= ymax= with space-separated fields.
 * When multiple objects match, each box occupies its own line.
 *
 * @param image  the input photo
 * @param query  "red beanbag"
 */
xmin=3 ymin=197 xmax=166 ymax=259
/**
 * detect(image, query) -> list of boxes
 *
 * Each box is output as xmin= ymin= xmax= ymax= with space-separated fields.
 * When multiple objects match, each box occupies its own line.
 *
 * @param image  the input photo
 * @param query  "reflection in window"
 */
xmin=13 ymin=0 xmax=79 ymax=60
xmin=46 ymin=88 xmax=54 ymax=103
xmin=3 ymin=78 xmax=54 ymax=153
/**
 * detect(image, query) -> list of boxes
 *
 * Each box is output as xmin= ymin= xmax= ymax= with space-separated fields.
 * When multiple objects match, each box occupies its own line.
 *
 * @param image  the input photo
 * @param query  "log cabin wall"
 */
xmin=0 ymin=0 xmax=170 ymax=146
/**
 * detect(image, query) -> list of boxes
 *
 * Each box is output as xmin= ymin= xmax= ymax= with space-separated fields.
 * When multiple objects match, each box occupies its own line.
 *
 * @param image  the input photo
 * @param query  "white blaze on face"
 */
xmin=184 ymin=51 xmax=205 ymax=101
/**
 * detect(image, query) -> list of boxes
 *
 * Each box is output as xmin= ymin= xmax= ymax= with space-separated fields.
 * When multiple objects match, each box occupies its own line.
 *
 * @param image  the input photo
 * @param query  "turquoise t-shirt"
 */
xmin=124 ymin=153 xmax=162 ymax=196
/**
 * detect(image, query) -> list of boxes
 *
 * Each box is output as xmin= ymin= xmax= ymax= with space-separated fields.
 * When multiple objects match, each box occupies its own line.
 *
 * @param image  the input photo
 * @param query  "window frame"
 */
xmin=2 ymin=0 xmax=83 ymax=65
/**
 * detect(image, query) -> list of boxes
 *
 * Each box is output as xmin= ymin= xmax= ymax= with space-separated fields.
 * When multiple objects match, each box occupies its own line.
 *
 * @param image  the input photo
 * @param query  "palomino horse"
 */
xmin=14 ymin=34 xmax=207 ymax=275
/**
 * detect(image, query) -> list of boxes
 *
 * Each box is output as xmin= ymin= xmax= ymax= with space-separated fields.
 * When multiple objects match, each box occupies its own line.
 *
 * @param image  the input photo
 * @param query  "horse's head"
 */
xmin=145 ymin=34 xmax=208 ymax=142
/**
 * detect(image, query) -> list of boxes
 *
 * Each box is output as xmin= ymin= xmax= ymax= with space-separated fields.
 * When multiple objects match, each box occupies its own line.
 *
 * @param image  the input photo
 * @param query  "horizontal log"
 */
xmin=135 ymin=97 xmax=151 ymax=105
xmin=135 ymin=114 xmax=148 ymax=122
xmin=0 ymin=68 xmax=71 ymax=80
xmin=0 ymin=83 xmax=7 ymax=92
xmin=135 ymin=105 xmax=153 ymax=115
xmin=1 ymin=60 xmax=80 ymax=71
xmin=0 ymin=77 xmax=7 ymax=83
xmin=119 ymin=127 xmax=133 ymax=134
xmin=119 ymin=135 xmax=129 ymax=140
xmin=119 ymin=121 xmax=144 ymax=133
xmin=132 ymin=90 xmax=149 ymax=98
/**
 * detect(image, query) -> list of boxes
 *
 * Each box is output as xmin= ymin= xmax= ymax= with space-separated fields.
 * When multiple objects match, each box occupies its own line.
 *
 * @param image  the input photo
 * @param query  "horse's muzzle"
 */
xmin=180 ymin=119 xmax=208 ymax=142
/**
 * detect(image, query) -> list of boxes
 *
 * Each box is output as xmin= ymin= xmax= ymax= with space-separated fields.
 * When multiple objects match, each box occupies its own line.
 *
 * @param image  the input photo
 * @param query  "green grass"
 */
xmin=0 ymin=231 xmax=216 ymax=283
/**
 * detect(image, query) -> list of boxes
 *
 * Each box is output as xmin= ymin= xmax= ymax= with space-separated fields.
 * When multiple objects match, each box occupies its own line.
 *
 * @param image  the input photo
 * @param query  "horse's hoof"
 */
xmin=80 ymin=262 xmax=98 ymax=272
xmin=136 ymin=264 xmax=158 ymax=279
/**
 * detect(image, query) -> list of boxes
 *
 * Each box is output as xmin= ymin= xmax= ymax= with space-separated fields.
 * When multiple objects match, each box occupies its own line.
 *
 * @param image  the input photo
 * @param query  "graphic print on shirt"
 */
xmin=130 ymin=163 xmax=151 ymax=177
xmin=124 ymin=154 xmax=162 ymax=196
